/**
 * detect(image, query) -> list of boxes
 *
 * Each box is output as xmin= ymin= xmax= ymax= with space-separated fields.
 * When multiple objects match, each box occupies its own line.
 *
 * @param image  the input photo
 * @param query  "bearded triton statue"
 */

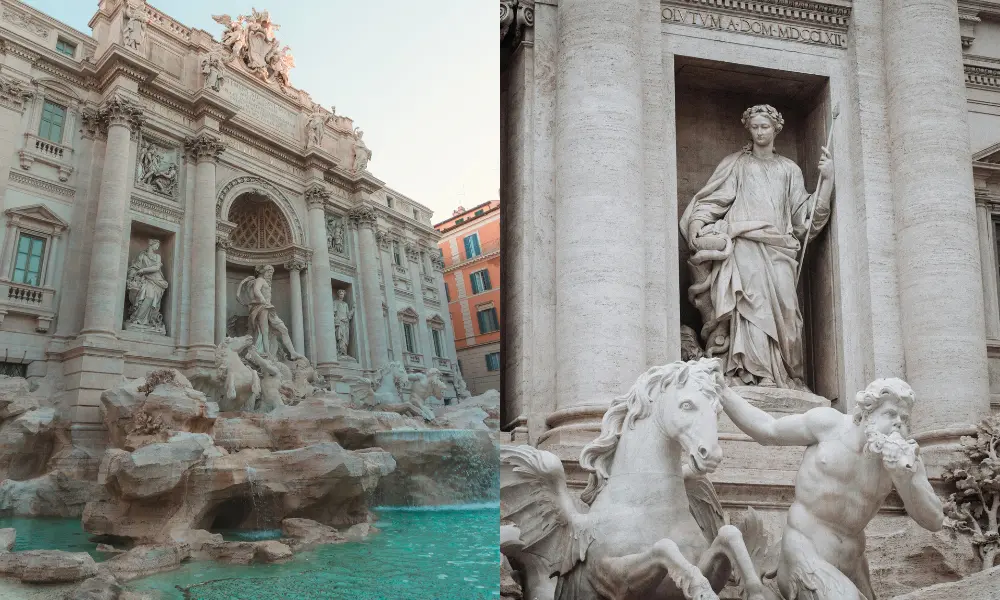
xmin=680 ymin=104 xmax=834 ymax=391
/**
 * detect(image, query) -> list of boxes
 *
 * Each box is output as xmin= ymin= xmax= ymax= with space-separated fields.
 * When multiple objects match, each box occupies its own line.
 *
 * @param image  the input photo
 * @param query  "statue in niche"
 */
xmin=351 ymin=128 xmax=372 ymax=172
xmin=236 ymin=265 xmax=304 ymax=361
xmin=125 ymin=239 xmax=168 ymax=334
xmin=680 ymin=104 xmax=833 ymax=390
xmin=122 ymin=1 xmax=147 ymax=51
xmin=719 ymin=377 xmax=943 ymax=600
xmin=326 ymin=215 xmax=346 ymax=254
xmin=201 ymin=52 xmax=226 ymax=92
xmin=332 ymin=289 xmax=355 ymax=359
xmin=136 ymin=140 xmax=178 ymax=196
xmin=306 ymin=105 xmax=333 ymax=147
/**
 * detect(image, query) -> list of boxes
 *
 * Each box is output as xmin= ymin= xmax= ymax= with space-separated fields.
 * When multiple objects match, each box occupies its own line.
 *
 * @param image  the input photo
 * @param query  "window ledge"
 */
xmin=0 ymin=280 xmax=56 ymax=332
xmin=432 ymin=357 xmax=452 ymax=371
xmin=403 ymin=352 xmax=424 ymax=368
xmin=20 ymin=133 xmax=74 ymax=182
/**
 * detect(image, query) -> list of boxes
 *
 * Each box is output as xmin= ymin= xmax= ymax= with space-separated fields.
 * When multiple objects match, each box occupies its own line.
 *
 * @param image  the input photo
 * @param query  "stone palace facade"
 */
xmin=502 ymin=0 xmax=1000 ymax=596
xmin=0 ymin=0 xmax=459 ymax=452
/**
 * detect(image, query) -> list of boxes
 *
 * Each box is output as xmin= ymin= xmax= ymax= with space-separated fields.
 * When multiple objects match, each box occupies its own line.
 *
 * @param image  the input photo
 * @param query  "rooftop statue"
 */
xmin=212 ymin=9 xmax=294 ymax=87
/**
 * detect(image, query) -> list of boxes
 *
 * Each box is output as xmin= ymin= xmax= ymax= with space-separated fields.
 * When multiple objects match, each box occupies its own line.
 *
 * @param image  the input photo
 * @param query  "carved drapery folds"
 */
xmin=304 ymin=184 xmax=331 ymax=209
xmin=348 ymin=205 xmax=378 ymax=229
xmin=98 ymin=92 xmax=144 ymax=133
xmin=500 ymin=0 xmax=534 ymax=50
xmin=184 ymin=133 xmax=226 ymax=163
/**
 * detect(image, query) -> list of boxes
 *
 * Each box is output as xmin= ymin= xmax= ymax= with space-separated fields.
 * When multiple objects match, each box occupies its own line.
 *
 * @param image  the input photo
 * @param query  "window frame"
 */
xmin=469 ymin=269 xmax=492 ymax=294
xmin=11 ymin=233 xmax=46 ymax=287
xmin=2 ymin=205 xmax=69 ymax=289
xmin=463 ymin=233 xmax=482 ymax=260
xmin=477 ymin=306 xmax=500 ymax=334
xmin=37 ymin=100 xmax=67 ymax=144
xmin=55 ymin=38 xmax=77 ymax=58
xmin=485 ymin=352 xmax=500 ymax=372
xmin=402 ymin=322 xmax=417 ymax=353
xmin=431 ymin=328 xmax=444 ymax=358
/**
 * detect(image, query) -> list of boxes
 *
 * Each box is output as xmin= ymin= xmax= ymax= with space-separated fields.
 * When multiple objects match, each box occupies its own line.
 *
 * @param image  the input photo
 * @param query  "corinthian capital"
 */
xmin=99 ymin=92 xmax=144 ymax=131
xmin=348 ymin=204 xmax=378 ymax=229
xmin=304 ymin=184 xmax=332 ymax=209
xmin=184 ymin=133 xmax=226 ymax=163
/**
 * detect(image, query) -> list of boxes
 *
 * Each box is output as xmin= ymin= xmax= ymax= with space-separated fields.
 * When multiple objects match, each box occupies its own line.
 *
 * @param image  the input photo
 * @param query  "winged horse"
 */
xmin=501 ymin=358 xmax=775 ymax=600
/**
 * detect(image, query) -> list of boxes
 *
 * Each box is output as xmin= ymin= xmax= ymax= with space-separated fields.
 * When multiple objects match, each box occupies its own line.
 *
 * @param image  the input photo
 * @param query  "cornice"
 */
xmin=8 ymin=170 xmax=75 ymax=198
xmin=219 ymin=124 xmax=306 ymax=174
xmin=92 ymin=47 xmax=159 ymax=92
xmin=130 ymin=195 xmax=184 ymax=224
xmin=966 ymin=63 xmax=1000 ymax=91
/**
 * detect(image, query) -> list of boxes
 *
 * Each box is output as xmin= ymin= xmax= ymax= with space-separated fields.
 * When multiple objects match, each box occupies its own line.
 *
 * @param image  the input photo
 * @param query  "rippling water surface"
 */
xmin=131 ymin=503 xmax=500 ymax=600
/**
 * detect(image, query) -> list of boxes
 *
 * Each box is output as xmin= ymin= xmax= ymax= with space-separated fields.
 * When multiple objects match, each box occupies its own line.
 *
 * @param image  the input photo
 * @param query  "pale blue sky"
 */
xmin=23 ymin=0 xmax=498 ymax=222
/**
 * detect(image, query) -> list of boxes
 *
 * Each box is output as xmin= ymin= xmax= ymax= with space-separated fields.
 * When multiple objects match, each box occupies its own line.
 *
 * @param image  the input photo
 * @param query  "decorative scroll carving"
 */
xmin=348 ymin=205 xmax=378 ymax=229
xmin=99 ymin=93 xmax=144 ymax=132
xmin=184 ymin=133 xmax=226 ymax=163
xmin=3 ymin=6 xmax=49 ymax=39
xmin=283 ymin=257 xmax=308 ymax=272
xmin=0 ymin=75 xmax=31 ymax=112
xmin=500 ymin=0 xmax=533 ymax=50
xmin=405 ymin=246 xmax=421 ymax=263
xmin=304 ymin=184 xmax=331 ymax=209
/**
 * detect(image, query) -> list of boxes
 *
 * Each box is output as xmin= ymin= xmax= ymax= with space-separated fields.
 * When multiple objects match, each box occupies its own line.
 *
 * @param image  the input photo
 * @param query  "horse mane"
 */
xmin=579 ymin=358 xmax=723 ymax=505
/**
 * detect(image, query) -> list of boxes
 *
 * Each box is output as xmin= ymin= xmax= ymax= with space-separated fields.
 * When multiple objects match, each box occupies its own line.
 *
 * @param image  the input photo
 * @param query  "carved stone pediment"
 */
xmin=397 ymin=306 xmax=419 ymax=323
xmin=4 ymin=204 xmax=69 ymax=235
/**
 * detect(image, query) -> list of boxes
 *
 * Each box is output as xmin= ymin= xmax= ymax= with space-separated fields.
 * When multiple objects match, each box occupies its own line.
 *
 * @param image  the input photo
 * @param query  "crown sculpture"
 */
xmin=212 ymin=9 xmax=295 ymax=88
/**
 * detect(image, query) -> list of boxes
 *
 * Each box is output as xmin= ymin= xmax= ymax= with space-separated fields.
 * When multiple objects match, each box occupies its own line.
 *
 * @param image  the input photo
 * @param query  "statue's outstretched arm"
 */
xmin=892 ymin=457 xmax=945 ymax=532
xmin=721 ymin=387 xmax=836 ymax=446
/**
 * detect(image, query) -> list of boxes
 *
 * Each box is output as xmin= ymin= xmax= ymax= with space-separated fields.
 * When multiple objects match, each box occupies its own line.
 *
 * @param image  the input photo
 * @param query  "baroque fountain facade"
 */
xmin=0 ymin=1 xmax=499 ymax=597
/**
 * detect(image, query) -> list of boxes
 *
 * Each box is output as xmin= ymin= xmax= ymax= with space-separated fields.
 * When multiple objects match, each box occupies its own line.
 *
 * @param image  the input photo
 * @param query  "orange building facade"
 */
xmin=434 ymin=201 xmax=501 ymax=396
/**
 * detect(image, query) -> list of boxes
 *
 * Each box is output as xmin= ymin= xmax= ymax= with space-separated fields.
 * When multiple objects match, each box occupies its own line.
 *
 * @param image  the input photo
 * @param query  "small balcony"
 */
xmin=392 ymin=263 xmax=408 ymax=278
xmin=20 ymin=133 xmax=74 ymax=182
xmin=432 ymin=357 xmax=452 ymax=372
xmin=403 ymin=352 xmax=423 ymax=368
xmin=0 ymin=280 xmax=57 ymax=332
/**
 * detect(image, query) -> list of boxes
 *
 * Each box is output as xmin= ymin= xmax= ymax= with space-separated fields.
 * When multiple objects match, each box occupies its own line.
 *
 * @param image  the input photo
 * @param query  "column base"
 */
xmin=55 ymin=336 xmax=127 ymax=427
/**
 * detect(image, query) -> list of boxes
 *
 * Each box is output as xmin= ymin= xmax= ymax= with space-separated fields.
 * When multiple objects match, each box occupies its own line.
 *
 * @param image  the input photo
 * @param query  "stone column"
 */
xmin=284 ymin=258 xmax=307 ymax=355
xmin=304 ymin=185 xmax=338 ymax=371
xmin=546 ymin=0 xmax=645 ymax=446
xmin=975 ymin=193 xmax=1000 ymax=340
xmin=80 ymin=93 xmax=144 ymax=338
xmin=349 ymin=205 xmax=389 ymax=369
xmin=376 ymin=229 xmax=403 ymax=360
xmin=884 ymin=0 xmax=990 ymax=431
xmin=406 ymin=244 xmax=434 ymax=365
xmin=183 ymin=133 xmax=225 ymax=352
xmin=432 ymin=256 xmax=459 ymax=367
xmin=214 ymin=240 xmax=228 ymax=344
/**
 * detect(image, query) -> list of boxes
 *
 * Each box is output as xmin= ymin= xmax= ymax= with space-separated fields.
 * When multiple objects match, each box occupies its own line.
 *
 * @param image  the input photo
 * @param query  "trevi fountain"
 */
xmin=0 ymin=1 xmax=500 ymax=598
xmin=502 ymin=1 xmax=1000 ymax=599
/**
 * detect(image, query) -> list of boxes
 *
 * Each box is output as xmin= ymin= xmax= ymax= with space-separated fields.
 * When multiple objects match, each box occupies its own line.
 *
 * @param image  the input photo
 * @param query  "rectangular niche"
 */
xmin=331 ymin=281 xmax=358 ymax=361
xmin=674 ymin=56 xmax=838 ymax=401
xmin=125 ymin=223 xmax=175 ymax=337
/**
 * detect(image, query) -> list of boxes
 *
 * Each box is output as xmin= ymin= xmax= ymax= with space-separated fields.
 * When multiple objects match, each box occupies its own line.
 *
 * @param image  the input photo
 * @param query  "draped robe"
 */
xmin=679 ymin=150 xmax=830 ymax=389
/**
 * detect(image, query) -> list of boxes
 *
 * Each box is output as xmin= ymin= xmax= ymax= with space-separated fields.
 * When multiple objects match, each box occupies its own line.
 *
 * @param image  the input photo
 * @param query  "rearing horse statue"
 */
xmin=501 ymin=358 xmax=774 ymax=600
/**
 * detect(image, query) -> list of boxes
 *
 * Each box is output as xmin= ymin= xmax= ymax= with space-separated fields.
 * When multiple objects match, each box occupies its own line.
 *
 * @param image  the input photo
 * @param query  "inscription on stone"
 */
xmin=223 ymin=80 xmax=298 ymax=138
xmin=661 ymin=8 xmax=847 ymax=49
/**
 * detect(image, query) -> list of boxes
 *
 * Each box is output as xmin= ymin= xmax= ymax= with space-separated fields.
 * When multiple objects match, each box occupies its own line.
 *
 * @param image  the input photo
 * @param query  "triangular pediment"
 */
xmin=397 ymin=306 xmax=419 ymax=322
xmin=426 ymin=313 xmax=446 ymax=328
xmin=973 ymin=141 xmax=1000 ymax=164
xmin=5 ymin=204 xmax=69 ymax=233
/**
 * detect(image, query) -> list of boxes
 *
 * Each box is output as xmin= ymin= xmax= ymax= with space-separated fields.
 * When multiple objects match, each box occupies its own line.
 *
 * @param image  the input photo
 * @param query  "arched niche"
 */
xmin=216 ymin=175 xmax=305 ymax=247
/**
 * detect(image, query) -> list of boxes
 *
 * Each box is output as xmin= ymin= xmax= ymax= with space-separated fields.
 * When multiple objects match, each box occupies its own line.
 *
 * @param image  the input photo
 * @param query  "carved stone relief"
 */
xmin=325 ymin=214 xmax=346 ymax=255
xmin=135 ymin=135 xmax=180 ymax=198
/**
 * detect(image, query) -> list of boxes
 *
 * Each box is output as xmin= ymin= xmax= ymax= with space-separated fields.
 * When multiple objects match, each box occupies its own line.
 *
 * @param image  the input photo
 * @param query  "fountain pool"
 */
xmin=133 ymin=503 xmax=500 ymax=599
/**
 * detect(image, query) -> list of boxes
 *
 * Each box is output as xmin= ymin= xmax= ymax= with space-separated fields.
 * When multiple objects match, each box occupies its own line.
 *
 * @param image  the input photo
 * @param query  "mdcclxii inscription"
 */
xmin=661 ymin=7 xmax=848 ymax=49
xmin=224 ymin=79 xmax=298 ymax=137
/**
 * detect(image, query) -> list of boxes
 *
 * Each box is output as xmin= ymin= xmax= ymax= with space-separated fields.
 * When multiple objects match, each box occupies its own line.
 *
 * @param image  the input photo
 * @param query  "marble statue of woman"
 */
xmin=332 ymin=289 xmax=354 ymax=358
xmin=680 ymin=104 xmax=833 ymax=390
xmin=122 ymin=1 xmax=147 ymax=51
xmin=351 ymin=128 xmax=372 ymax=172
xmin=125 ymin=239 xmax=168 ymax=334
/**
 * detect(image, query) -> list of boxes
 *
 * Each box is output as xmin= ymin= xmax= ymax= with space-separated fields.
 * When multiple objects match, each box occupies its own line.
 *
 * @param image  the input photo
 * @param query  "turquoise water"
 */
xmin=0 ymin=516 xmax=103 ymax=560
xmin=131 ymin=503 xmax=500 ymax=600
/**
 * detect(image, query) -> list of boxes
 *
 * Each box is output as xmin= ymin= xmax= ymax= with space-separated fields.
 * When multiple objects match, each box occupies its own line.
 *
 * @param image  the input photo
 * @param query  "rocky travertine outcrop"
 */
xmin=372 ymin=429 xmax=498 ymax=505
xmin=84 ymin=437 xmax=394 ymax=543
xmin=0 ymin=470 xmax=104 ymax=517
xmin=203 ymin=540 xmax=292 ymax=564
xmin=434 ymin=389 xmax=500 ymax=431
xmin=867 ymin=518 xmax=980 ymax=597
xmin=261 ymin=397 xmax=422 ymax=450
xmin=0 ymin=528 xmax=14 ymax=553
xmin=0 ymin=550 xmax=98 ymax=583
xmin=890 ymin=564 xmax=1000 ymax=599
xmin=98 ymin=544 xmax=190 ymax=582
xmin=100 ymin=370 xmax=217 ymax=451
